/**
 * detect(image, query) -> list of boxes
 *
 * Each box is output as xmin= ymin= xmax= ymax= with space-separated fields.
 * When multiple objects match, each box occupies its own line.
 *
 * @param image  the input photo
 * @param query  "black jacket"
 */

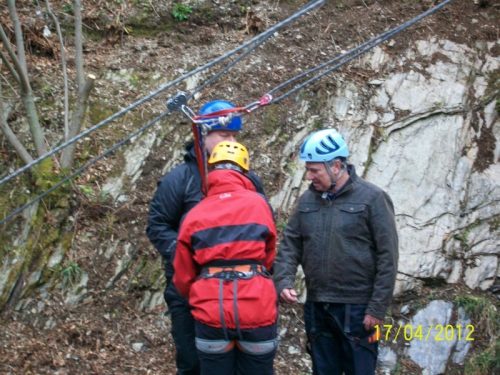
xmin=146 ymin=142 xmax=265 ymax=278
xmin=273 ymin=165 xmax=398 ymax=319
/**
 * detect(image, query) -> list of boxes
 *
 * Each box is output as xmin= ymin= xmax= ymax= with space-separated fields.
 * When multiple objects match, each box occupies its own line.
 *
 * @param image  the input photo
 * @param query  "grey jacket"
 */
xmin=273 ymin=165 xmax=398 ymax=319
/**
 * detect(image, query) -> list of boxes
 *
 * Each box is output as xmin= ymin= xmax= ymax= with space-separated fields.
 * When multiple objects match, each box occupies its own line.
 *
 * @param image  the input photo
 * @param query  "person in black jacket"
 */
xmin=146 ymin=100 xmax=265 ymax=375
xmin=273 ymin=129 xmax=398 ymax=375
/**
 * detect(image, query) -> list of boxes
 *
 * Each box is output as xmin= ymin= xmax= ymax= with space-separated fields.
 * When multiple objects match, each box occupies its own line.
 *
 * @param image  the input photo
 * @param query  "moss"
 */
xmin=363 ymin=125 xmax=384 ymax=175
xmin=128 ymin=256 xmax=164 ymax=290
xmin=489 ymin=216 xmax=500 ymax=232
xmin=465 ymin=341 xmax=500 ymax=375
xmin=261 ymin=106 xmax=286 ymax=136
xmin=0 ymin=256 xmax=25 ymax=308
xmin=484 ymin=68 xmax=500 ymax=99
xmin=0 ymin=182 xmax=73 ymax=309
xmin=87 ymin=102 xmax=119 ymax=126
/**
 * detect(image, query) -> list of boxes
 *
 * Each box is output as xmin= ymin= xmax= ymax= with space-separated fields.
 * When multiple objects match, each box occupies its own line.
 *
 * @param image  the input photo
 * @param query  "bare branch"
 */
xmin=0 ymin=49 xmax=21 ymax=85
xmin=45 ymin=0 xmax=69 ymax=139
xmin=0 ymin=71 xmax=19 ymax=97
xmin=60 ymin=0 xmax=94 ymax=169
xmin=74 ymin=0 xmax=84 ymax=88
xmin=0 ymin=24 xmax=28 ymax=90
xmin=5 ymin=1 xmax=46 ymax=156
xmin=6 ymin=0 xmax=28 ymax=77
xmin=0 ymin=79 xmax=34 ymax=164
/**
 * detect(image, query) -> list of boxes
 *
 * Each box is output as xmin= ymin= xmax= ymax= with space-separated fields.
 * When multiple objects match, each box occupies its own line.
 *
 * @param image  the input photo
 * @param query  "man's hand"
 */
xmin=280 ymin=288 xmax=298 ymax=303
xmin=363 ymin=314 xmax=383 ymax=331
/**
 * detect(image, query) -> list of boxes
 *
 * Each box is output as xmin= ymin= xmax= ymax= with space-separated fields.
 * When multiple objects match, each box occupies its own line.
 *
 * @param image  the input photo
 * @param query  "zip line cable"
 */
xmin=267 ymin=0 xmax=454 ymax=103
xmin=0 ymin=0 xmax=325 ymax=225
xmin=0 ymin=112 xmax=170 ymax=226
xmin=1 ymin=0 xmax=453 ymax=224
xmin=0 ymin=0 xmax=325 ymax=189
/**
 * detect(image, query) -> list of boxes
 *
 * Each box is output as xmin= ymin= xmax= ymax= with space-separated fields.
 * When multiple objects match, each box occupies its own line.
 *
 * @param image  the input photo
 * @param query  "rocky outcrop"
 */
xmin=269 ymin=38 xmax=499 ymax=298
xmin=265 ymin=38 xmax=498 ymax=373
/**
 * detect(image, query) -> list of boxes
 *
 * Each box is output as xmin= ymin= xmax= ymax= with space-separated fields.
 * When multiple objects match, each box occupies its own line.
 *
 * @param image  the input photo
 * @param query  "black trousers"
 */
xmin=304 ymin=301 xmax=378 ymax=375
xmin=195 ymin=322 xmax=277 ymax=375
xmin=165 ymin=283 xmax=200 ymax=375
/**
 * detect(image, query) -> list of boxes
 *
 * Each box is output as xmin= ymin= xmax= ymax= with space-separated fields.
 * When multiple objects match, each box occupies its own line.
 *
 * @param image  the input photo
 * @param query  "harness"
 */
xmin=198 ymin=262 xmax=272 ymax=348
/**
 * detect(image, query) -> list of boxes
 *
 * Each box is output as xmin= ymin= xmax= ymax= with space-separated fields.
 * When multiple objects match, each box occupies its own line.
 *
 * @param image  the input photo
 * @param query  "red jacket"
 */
xmin=173 ymin=169 xmax=277 ymax=329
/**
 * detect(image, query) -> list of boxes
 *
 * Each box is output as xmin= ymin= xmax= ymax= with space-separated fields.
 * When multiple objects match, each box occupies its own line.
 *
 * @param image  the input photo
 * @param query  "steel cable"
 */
xmin=0 ymin=111 xmax=170 ymax=225
xmin=1 ymin=0 xmax=453 ymax=224
xmin=0 ymin=0 xmax=325 ymax=188
xmin=268 ymin=0 xmax=453 ymax=103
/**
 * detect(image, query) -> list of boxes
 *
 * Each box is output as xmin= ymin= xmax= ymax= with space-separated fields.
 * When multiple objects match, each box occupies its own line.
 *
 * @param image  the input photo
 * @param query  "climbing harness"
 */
xmin=198 ymin=263 xmax=270 ymax=341
xmin=195 ymin=262 xmax=277 ymax=355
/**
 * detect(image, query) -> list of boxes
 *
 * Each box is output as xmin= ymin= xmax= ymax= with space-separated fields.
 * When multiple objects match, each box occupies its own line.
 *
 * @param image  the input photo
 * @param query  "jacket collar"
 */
xmin=207 ymin=169 xmax=256 ymax=196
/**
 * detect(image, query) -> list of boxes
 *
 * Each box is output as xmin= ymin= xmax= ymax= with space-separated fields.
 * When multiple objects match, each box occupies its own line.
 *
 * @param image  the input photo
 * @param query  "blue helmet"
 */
xmin=198 ymin=100 xmax=242 ymax=132
xmin=299 ymin=129 xmax=349 ymax=162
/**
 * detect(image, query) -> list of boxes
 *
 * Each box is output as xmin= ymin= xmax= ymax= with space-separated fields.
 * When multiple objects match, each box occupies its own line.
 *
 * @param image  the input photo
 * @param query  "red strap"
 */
xmin=194 ymin=107 xmax=248 ymax=121
xmin=191 ymin=123 xmax=208 ymax=196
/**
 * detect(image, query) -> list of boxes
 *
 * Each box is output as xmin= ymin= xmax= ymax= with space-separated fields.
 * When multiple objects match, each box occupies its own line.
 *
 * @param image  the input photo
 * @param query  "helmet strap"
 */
xmin=324 ymin=160 xmax=345 ymax=193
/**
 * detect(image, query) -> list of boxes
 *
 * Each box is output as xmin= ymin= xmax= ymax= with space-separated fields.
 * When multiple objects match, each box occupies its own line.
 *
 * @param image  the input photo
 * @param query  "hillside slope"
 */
xmin=0 ymin=1 xmax=498 ymax=374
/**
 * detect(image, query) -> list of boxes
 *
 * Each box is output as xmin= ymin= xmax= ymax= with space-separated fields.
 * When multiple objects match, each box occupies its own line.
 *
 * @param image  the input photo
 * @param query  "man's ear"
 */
xmin=332 ymin=160 xmax=342 ymax=173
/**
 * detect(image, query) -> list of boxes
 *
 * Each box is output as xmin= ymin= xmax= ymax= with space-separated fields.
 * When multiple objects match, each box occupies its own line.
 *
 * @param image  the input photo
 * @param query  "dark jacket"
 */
xmin=273 ymin=165 xmax=398 ymax=319
xmin=173 ymin=169 xmax=277 ymax=329
xmin=146 ymin=142 xmax=265 ymax=279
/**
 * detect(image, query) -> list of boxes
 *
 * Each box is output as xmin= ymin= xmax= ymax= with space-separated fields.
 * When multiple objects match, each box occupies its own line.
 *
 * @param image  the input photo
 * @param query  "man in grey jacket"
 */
xmin=274 ymin=128 xmax=398 ymax=375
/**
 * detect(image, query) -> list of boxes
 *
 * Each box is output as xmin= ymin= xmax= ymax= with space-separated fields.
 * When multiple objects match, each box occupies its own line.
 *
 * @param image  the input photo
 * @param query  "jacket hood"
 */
xmin=207 ymin=169 xmax=256 ymax=195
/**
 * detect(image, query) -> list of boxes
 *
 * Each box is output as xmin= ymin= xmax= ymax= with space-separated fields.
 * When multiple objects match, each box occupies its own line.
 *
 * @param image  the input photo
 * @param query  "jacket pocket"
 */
xmin=335 ymin=204 xmax=368 ymax=237
xmin=298 ymin=204 xmax=321 ymax=237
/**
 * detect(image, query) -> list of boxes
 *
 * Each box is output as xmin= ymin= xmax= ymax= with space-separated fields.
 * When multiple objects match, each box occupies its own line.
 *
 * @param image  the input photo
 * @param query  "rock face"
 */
xmin=269 ymin=39 xmax=499 ymax=297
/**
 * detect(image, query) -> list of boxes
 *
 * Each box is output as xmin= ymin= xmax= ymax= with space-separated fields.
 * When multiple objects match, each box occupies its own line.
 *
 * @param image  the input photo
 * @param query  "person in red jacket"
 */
xmin=173 ymin=141 xmax=278 ymax=375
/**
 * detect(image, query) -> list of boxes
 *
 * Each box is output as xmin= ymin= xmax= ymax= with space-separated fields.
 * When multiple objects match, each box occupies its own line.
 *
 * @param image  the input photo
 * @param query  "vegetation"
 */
xmin=455 ymin=295 xmax=500 ymax=375
xmin=61 ymin=261 xmax=83 ymax=287
xmin=171 ymin=3 xmax=193 ymax=21
xmin=0 ymin=0 xmax=94 ymax=169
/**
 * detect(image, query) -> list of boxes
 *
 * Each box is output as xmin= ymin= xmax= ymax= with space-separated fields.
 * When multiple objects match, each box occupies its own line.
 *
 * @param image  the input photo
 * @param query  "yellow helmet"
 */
xmin=208 ymin=141 xmax=249 ymax=172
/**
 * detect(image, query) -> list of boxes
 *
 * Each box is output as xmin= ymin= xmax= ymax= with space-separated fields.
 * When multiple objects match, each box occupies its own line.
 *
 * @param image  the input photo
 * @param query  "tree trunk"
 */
xmin=60 ymin=0 xmax=94 ymax=169
xmin=60 ymin=75 xmax=95 ymax=169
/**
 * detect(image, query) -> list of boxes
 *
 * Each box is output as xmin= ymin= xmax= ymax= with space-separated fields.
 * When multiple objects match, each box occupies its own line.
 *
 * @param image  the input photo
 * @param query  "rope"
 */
xmin=0 ymin=112 xmax=169 ymax=226
xmin=0 ymin=0 xmax=325 ymax=188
